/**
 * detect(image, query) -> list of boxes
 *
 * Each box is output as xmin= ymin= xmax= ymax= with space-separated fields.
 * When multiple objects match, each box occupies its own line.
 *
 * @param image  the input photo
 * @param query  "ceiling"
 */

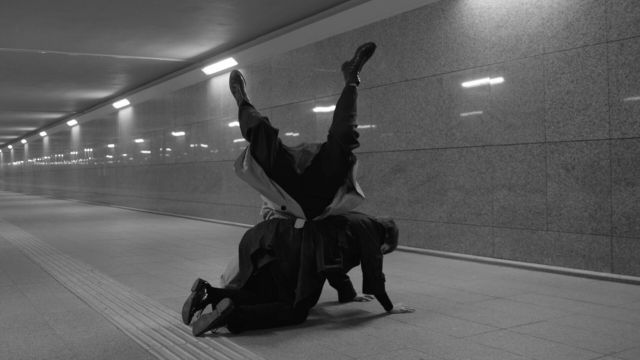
xmin=0 ymin=0 xmax=361 ymax=147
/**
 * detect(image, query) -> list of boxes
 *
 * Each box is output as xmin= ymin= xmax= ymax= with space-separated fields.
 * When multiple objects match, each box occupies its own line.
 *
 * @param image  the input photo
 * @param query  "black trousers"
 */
xmin=239 ymin=85 xmax=360 ymax=219
xmin=223 ymin=262 xmax=320 ymax=333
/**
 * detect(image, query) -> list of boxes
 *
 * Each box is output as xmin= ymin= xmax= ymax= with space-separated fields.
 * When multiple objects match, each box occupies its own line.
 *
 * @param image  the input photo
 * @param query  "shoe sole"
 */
xmin=192 ymin=298 xmax=235 ymax=337
xmin=181 ymin=278 xmax=207 ymax=325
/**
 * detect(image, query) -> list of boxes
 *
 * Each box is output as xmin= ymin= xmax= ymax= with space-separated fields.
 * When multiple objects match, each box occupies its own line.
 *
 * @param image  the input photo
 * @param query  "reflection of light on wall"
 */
xmin=284 ymin=132 xmax=300 ymax=137
xmin=460 ymin=110 xmax=484 ymax=117
xmin=67 ymin=119 xmax=78 ymax=127
xmin=113 ymin=99 xmax=131 ymax=109
xmin=623 ymin=96 xmax=640 ymax=102
xmin=461 ymin=77 xmax=504 ymax=88
xmin=313 ymin=105 xmax=336 ymax=113
xmin=228 ymin=121 xmax=240 ymax=127
xmin=134 ymin=138 xmax=144 ymax=143
xmin=39 ymin=131 xmax=47 ymax=137
xmin=233 ymin=138 xmax=247 ymax=143
xmin=358 ymin=124 xmax=377 ymax=129
xmin=201 ymin=57 xmax=238 ymax=75
xmin=171 ymin=131 xmax=186 ymax=136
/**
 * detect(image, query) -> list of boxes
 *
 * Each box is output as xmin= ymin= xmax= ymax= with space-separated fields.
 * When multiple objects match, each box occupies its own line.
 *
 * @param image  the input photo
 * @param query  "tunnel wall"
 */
xmin=2 ymin=0 xmax=640 ymax=276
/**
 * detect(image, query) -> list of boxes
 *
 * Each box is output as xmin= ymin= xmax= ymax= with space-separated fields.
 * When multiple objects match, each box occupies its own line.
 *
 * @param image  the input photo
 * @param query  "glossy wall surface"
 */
xmin=2 ymin=0 xmax=640 ymax=276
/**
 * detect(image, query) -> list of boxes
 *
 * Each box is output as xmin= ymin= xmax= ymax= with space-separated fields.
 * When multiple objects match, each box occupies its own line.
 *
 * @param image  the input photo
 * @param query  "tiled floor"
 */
xmin=1 ymin=191 xmax=640 ymax=360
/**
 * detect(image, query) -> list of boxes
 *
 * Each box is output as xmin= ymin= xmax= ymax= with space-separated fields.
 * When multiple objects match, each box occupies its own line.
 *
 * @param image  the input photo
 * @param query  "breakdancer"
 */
xmin=182 ymin=42 xmax=413 ymax=336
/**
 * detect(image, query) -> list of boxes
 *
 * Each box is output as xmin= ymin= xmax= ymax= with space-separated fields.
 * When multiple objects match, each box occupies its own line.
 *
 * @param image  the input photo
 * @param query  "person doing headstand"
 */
xmin=182 ymin=42 xmax=413 ymax=336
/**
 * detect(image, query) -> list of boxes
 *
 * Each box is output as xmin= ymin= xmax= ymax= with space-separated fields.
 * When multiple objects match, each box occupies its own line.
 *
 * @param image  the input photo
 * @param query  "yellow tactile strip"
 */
xmin=0 ymin=219 xmax=264 ymax=360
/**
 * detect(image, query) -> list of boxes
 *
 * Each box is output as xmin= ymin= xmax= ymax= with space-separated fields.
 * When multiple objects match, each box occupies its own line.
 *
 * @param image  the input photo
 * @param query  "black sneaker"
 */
xmin=341 ymin=42 xmax=377 ymax=86
xmin=192 ymin=298 xmax=235 ymax=337
xmin=181 ymin=278 xmax=211 ymax=325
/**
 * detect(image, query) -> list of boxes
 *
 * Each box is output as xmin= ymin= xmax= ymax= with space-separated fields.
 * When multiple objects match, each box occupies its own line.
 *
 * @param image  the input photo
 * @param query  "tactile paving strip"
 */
xmin=0 ymin=219 xmax=265 ymax=360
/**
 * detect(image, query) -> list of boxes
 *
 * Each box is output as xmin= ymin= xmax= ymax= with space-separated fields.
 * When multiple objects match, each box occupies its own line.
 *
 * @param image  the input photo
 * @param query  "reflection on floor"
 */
xmin=1 ymin=191 xmax=639 ymax=360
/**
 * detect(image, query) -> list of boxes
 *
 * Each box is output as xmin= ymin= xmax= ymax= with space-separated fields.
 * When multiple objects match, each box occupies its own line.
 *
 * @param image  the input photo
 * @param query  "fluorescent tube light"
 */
xmin=67 ymin=119 xmax=78 ymax=127
xmin=141 ymin=150 xmax=151 ymax=154
xmin=233 ymin=138 xmax=247 ymax=143
xmin=171 ymin=131 xmax=186 ymax=136
xmin=284 ymin=132 xmax=300 ymax=137
xmin=134 ymin=138 xmax=144 ymax=143
xmin=201 ymin=57 xmax=238 ymax=75
xmin=228 ymin=121 xmax=240 ymax=127
xmin=623 ymin=96 xmax=640 ymax=102
xmin=358 ymin=124 xmax=377 ymax=129
xmin=7 ymin=145 xmax=12 ymax=149
xmin=313 ymin=105 xmax=336 ymax=113
xmin=107 ymin=144 xmax=115 ymax=148
xmin=461 ymin=77 xmax=504 ymax=88
xmin=113 ymin=99 xmax=131 ymax=109
xmin=460 ymin=111 xmax=484 ymax=117
xmin=21 ymin=139 xmax=27 ymax=144
xmin=39 ymin=131 xmax=47 ymax=137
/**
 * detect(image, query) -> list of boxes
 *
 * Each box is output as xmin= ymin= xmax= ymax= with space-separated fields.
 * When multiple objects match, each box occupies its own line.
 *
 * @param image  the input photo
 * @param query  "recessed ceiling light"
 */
xmin=201 ymin=57 xmax=238 ymax=75
xmin=461 ymin=77 xmax=504 ymax=88
xmin=312 ymin=105 xmax=336 ymax=113
xmin=113 ymin=99 xmax=131 ymax=109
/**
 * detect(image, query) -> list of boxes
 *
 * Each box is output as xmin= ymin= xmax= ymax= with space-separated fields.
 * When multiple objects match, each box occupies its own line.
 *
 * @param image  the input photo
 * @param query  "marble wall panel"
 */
xmin=490 ymin=144 xmax=547 ymax=230
xmin=544 ymin=45 xmax=609 ymax=141
xmin=606 ymin=0 xmax=640 ymax=41
xmin=362 ymin=76 xmax=446 ymax=152
xmin=400 ymin=219 xmax=494 ymax=257
xmin=608 ymin=37 xmax=640 ymax=138
xmin=489 ymin=57 xmax=546 ymax=145
xmin=268 ymin=100 xmax=319 ymax=148
xmin=494 ymin=228 xmax=611 ymax=272
xmin=611 ymin=139 xmax=640 ymax=238
xmin=541 ymin=0 xmax=607 ymax=53
xmin=356 ymin=152 xmax=414 ymax=220
xmin=612 ymin=236 xmax=640 ymax=277
xmin=440 ymin=0 xmax=544 ymax=72
xmin=547 ymin=141 xmax=611 ymax=235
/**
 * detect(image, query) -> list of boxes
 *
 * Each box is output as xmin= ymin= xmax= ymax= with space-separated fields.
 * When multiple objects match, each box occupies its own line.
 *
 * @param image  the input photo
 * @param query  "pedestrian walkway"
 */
xmin=1 ymin=191 xmax=639 ymax=360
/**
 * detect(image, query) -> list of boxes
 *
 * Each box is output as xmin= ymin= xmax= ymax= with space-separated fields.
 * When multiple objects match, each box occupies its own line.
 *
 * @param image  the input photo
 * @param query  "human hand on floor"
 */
xmin=387 ymin=303 xmax=415 ymax=314
xmin=351 ymin=294 xmax=374 ymax=302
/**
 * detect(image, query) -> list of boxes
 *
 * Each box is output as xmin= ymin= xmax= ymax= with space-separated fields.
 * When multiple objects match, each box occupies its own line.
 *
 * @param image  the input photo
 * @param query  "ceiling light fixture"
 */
xmin=113 ymin=99 xmax=131 ymax=109
xmin=134 ymin=138 xmax=144 ymax=143
xmin=171 ymin=131 xmax=186 ymax=136
xmin=67 ymin=119 xmax=78 ymax=127
xmin=461 ymin=77 xmax=504 ymax=88
xmin=21 ymin=139 xmax=27 ymax=144
xmin=201 ymin=57 xmax=238 ymax=75
xmin=312 ymin=105 xmax=336 ymax=113
xmin=39 ymin=131 xmax=47 ymax=137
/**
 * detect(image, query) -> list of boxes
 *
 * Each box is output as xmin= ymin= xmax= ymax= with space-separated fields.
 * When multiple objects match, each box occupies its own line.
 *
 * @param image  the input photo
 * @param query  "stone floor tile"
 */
xmin=469 ymin=329 xmax=603 ymax=360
